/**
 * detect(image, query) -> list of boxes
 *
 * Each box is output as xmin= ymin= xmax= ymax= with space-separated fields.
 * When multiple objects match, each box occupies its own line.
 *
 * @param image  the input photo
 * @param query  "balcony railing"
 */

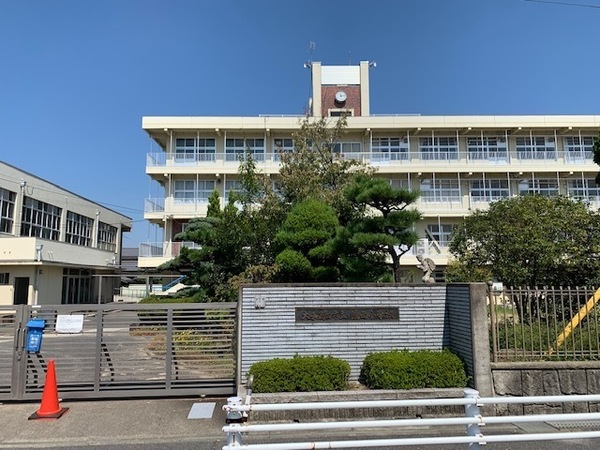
xmin=139 ymin=241 xmax=200 ymax=258
xmin=147 ymin=150 xmax=594 ymax=168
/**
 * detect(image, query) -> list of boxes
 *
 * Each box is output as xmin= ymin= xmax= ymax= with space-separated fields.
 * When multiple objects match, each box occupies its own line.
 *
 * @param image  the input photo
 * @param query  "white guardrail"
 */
xmin=222 ymin=381 xmax=600 ymax=449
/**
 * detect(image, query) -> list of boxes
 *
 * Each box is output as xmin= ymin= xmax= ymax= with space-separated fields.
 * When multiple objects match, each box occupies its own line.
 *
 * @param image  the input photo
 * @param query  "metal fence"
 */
xmin=489 ymin=286 xmax=600 ymax=362
xmin=0 ymin=303 xmax=237 ymax=401
xmin=222 ymin=388 xmax=600 ymax=449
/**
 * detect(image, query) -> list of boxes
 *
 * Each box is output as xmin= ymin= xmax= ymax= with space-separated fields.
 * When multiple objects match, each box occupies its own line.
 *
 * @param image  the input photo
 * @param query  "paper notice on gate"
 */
xmin=55 ymin=314 xmax=84 ymax=334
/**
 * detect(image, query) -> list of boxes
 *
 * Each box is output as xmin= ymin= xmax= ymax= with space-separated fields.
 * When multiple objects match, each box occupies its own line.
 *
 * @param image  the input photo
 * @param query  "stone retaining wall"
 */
xmin=248 ymin=388 xmax=466 ymax=422
xmin=492 ymin=361 xmax=600 ymax=415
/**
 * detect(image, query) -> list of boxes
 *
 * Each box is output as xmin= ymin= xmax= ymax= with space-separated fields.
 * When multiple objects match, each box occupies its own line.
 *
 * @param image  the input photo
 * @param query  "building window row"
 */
xmin=4 ymin=195 xmax=119 ymax=250
xmin=169 ymin=176 xmax=600 ymax=206
xmin=21 ymin=197 xmax=62 ymax=240
xmin=65 ymin=211 xmax=94 ymax=247
xmin=165 ymin=135 xmax=595 ymax=164
xmin=97 ymin=222 xmax=118 ymax=252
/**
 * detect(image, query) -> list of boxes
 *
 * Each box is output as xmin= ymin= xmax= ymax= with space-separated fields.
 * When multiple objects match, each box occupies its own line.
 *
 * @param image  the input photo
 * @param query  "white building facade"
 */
xmin=140 ymin=61 xmax=600 ymax=281
xmin=0 ymin=161 xmax=132 ymax=305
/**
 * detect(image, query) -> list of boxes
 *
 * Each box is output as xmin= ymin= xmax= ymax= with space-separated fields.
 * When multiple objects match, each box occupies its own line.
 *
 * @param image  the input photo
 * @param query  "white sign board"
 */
xmin=55 ymin=314 xmax=84 ymax=334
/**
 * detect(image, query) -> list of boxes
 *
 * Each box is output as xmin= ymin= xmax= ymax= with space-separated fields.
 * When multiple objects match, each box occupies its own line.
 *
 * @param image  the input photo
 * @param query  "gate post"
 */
xmin=464 ymin=388 xmax=484 ymax=449
xmin=10 ymin=305 xmax=30 ymax=400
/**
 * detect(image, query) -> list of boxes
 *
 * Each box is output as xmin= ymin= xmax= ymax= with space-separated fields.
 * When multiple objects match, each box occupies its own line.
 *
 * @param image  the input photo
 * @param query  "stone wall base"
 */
xmin=247 ymin=388 xmax=468 ymax=422
xmin=492 ymin=362 xmax=600 ymax=415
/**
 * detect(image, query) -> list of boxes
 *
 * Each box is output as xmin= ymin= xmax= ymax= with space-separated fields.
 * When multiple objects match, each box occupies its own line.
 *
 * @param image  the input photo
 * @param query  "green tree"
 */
xmin=449 ymin=195 xmax=600 ymax=288
xmin=278 ymin=116 xmax=373 ymax=222
xmin=234 ymin=150 xmax=287 ymax=266
xmin=274 ymin=199 xmax=340 ymax=282
xmin=159 ymin=194 xmax=251 ymax=300
xmin=341 ymin=174 xmax=422 ymax=282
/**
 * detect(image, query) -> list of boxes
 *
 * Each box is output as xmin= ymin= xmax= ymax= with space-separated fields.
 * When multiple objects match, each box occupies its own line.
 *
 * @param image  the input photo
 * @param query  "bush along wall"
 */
xmin=360 ymin=349 xmax=468 ymax=390
xmin=247 ymin=355 xmax=351 ymax=393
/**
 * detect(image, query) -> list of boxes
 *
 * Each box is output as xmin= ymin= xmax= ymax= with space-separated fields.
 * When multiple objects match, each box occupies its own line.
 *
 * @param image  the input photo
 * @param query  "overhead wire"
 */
xmin=524 ymin=0 xmax=600 ymax=9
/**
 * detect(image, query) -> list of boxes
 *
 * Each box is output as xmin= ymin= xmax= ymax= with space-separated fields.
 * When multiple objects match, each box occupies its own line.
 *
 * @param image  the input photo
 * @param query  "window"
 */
xmin=568 ymin=179 xmax=600 ymax=202
xmin=273 ymin=138 xmax=294 ymax=161
xmin=515 ymin=136 xmax=556 ymax=160
xmin=470 ymin=179 xmax=510 ymax=202
xmin=389 ymin=178 xmax=410 ymax=190
xmin=65 ymin=211 xmax=93 ymax=247
xmin=420 ymin=179 xmax=461 ymax=202
xmin=0 ymin=273 xmax=9 ymax=285
xmin=197 ymin=180 xmax=216 ymax=203
xmin=174 ymin=180 xmax=196 ymax=204
xmin=519 ymin=179 xmax=559 ymax=197
xmin=0 ymin=187 xmax=16 ymax=234
xmin=173 ymin=180 xmax=215 ymax=204
xmin=226 ymin=138 xmax=265 ymax=161
xmin=372 ymin=137 xmax=409 ymax=162
xmin=419 ymin=137 xmax=458 ymax=160
xmin=426 ymin=224 xmax=456 ymax=247
xmin=97 ymin=222 xmax=118 ymax=252
xmin=332 ymin=142 xmax=362 ymax=160
xmin=225 ymin=180 xmax=243 ymax=202
xmin=467 ymin=137 xmax=508 ymax=162
xmin=564 ymin=136 xmax=594 ymax=163
xmin=20 ymin=197 xmax=61 ymax=240
xmin=174 ymin=137 xmax=216 ymax=163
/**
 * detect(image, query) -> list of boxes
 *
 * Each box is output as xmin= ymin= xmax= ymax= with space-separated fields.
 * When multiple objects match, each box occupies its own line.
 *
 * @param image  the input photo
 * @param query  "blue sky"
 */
xmin=1 ymin=0 xmax=599 ymax=248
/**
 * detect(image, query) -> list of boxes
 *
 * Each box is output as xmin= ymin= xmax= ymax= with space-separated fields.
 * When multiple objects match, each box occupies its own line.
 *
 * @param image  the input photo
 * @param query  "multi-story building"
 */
xmin=0 ymin=161 xmax=132 ymax=305
xmin=140 ymin=61 xmax=600 ymax=281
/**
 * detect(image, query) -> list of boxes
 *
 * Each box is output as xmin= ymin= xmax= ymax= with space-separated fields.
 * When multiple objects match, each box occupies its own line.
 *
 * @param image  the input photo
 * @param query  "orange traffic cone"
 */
xmin=29 ymin=359 xmax=69 ymax=420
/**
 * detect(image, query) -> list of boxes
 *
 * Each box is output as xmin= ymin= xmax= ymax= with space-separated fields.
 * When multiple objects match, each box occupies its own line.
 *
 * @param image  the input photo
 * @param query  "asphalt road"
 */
xmin=6 ymin=436 xmax=600 ymax=450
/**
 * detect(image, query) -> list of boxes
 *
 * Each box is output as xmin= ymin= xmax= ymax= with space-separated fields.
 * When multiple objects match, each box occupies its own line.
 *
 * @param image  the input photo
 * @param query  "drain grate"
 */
xmin=547 ymin=420 xmax=600 ymax=429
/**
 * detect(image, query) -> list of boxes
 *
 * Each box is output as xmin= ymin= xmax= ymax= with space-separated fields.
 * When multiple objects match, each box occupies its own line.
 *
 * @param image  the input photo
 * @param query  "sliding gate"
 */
xmin=0 ymin=303 xmax=237 ymax=401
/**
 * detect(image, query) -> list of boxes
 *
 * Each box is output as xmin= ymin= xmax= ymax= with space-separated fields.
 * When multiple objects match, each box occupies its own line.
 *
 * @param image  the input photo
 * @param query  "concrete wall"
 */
xmin=240 ymin=284 xmax=449 ymax=382
xmin=239 ymin=284 xmax=487 ymax=388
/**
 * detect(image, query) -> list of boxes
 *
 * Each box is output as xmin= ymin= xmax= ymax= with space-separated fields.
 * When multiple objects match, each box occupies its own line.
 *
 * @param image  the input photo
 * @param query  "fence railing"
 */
xmin=489 ymin=286 xmax=600 ymax=362
xmin=146 ymin=150 xmax=592 ymax=168
xmin=222 ymin=388 xmax=600 ymax=449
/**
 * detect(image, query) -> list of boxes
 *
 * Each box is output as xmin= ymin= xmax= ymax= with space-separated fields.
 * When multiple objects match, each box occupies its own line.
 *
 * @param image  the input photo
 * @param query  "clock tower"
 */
xmin=308 ymin=61 xmax=372 ymax=118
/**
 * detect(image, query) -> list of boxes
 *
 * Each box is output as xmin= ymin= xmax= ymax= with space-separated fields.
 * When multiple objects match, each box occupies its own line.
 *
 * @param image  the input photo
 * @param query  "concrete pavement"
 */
xmin=0 ymin=397 xmax=227 ymax=448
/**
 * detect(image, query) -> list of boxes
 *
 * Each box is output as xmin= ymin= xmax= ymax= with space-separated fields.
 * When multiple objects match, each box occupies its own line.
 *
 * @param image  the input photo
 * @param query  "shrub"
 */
xmin=139 ymin=296 xmax=197 ymax=304
xmin=248 ymin=355 xmax=350 ymax=393
xmin=361 ymin=349 xmax=467 ymax=390
xmin=137 ymin=294 xmax=206 ymax=326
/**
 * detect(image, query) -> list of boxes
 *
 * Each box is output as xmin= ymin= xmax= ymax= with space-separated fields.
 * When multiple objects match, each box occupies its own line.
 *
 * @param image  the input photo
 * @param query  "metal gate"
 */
xmin=0 ymin=303 xmax=237 ymax=401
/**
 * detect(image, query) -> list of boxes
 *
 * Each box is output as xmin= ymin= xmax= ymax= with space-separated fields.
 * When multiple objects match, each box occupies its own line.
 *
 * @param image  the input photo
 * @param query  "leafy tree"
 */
xmin=274 ymin=199 xmax=340 ymax=282
xmin=341 ymin=174 xmax=422 ymax=282
xmin=449 ymin=195 xmax=600 ymax=288
xmin=444 ymin=259 xmax=493 ymax=283
xmin=234 ymin=150 xmax=287 ymax=266
xmin=159 ymin=193 xmax=251 ymax=300
xmin=278 ymin=116 xmax=373 ymax=222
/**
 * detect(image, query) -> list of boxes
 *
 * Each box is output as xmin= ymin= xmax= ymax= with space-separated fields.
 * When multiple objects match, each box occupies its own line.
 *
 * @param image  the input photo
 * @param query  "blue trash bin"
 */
xmin=26 ymin=318 xmax=46 ymax=353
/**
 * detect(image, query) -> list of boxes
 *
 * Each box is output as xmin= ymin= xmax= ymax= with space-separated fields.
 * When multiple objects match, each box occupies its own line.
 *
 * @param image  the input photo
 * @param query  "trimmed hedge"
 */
xmin=248 ymin=355 xmax=350 ymax=393
xmin=361 ymin=350 xmax=468 ymax=390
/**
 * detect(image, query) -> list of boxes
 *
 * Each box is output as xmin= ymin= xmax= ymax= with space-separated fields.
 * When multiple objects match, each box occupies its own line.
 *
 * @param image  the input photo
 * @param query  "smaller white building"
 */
xmin=0 ymin=161 xmax=132 ymax=305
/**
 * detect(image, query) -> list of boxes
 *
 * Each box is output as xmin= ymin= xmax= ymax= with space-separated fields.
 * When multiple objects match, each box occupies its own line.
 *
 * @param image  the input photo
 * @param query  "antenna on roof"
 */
xmin=348 ymin=50 xmax=352 ymax=65
xmin=308 ymin=41 xmax=316 ymax=63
